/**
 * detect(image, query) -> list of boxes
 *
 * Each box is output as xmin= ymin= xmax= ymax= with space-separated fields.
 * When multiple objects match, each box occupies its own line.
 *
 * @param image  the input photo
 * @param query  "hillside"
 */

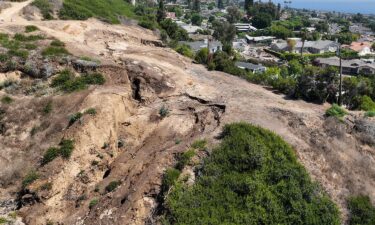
xmin=0 ymin=1 xmax=375 ymax=225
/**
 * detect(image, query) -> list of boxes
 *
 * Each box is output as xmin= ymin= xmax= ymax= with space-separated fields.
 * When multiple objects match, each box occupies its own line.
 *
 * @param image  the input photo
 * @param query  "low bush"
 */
xmin=161 ymin=168 xmax=181 ymax=193
xmin=89 ymin=199 xmax=99 ymax=209
xmin=22 ymin=170 xmax=39 ymax=188
xmin=40 ymin=182 xmax=53 ymax=191
xmin=32 ymin=0 xmax=53 ymax=20
xmin=163 ymin=123 xmax=341 ymax=224
xmin=0 ymin=217 xmax=9 ymax=224
xmin=43 ymin=101 xmax=53 ymax=114
xmin=175 ymin=149 xmax=195 ymax=170
xmin=8 ymin=49 xmax=28 ymax=59
xmin=51 ymin=70 xmax=105 ymax=92
xmin=14 ymin=34 xmax=44 ymax=42
xmin=41 ymin=139 xmax=75 ymax=165
xmin=1 ymin=96 xmax=13 ymax=104
xmin=159 ymin=105 xmax=169 ymax=118
xmin=105 ymin=181 xmax=121 ymax=193
xmin=365 ymin=111 xmax=375 ymax=117
xmin=50 ymin=40 xmax=65 ymax=47
xmin=42 ymin=46 xmax=69 ymax=57
xmin=191 ymin=139 xmax=207 ymax=149
xmin=84 ymin=108 xmax=97 ymax=115
xmin=59 ymin=139 xmax=74 ymax=159
xmin=175 ymin=44 xmax=194 ymax=59
xmin=25 ymin=25 xmax=39 ymax=33
xmin=326 ymin=104 xmax=347 ymax=118
xmin=348 ymin=195 xmax=375 ymax=225
xmin=59 ymin=0 xmax=136 ymax=24
xmin=69 ymin=112 xmax=83 ymax=126
xmin=359 ymin=95 xmax=375 ymax=111
xmin=41 ymin=147 xmax=59 ymax=165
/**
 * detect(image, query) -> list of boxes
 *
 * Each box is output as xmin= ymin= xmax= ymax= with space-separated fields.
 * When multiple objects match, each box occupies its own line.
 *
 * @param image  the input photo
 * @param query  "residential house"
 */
xmin=349 ymin=24 xmax=374 ymax=36
xmin=235 ymin=61 xmax=267 ymax=73
xmin=342 ymin=42 xmax=373 ymax=56
xmin=234 ymin=23 xmax=257 ymax=32
xmin=232 ymin=39 xmax=247 ymax=52
xmin=271 ymin=40 xmax=339 ymax=54
xmin=180 ymin=39 xmax=223 ymax=53
xmin=315 ymin=57 xmax=375 ymax=75
xmin=181 ymin=24 xmax=202 ymax=34
xmin=245 ymin=35 xmax=275 ymax=45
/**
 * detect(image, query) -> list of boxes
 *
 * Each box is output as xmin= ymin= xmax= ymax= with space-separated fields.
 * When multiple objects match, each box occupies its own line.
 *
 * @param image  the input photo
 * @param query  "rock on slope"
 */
xmin=0 ymin=1 xmax=375 ymax=224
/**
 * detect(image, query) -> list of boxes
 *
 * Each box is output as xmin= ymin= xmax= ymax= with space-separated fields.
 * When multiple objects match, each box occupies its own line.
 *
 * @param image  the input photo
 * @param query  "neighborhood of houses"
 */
xmin=166 ymin=3 xmax=375 ymax=76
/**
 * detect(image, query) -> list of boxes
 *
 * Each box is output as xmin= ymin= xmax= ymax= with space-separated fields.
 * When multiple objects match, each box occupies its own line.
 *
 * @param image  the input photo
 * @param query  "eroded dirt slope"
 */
xmin=0 ymin=1 xmax=375 ymax=225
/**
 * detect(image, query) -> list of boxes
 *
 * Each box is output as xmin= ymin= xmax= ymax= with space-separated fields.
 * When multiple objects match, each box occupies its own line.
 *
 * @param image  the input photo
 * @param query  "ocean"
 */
xmin=270 ymin=0 xmax=375 ymax=15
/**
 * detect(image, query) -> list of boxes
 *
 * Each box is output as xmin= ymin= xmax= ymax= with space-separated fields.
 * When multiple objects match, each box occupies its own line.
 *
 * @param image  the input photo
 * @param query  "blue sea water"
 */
xmin=271 ymin=0 xmax=375 ymax=15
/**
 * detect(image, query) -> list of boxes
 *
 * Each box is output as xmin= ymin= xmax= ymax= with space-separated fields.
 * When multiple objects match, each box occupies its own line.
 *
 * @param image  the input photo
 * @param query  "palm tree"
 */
xmin=300 ymin=28 xmax=308 ymax=57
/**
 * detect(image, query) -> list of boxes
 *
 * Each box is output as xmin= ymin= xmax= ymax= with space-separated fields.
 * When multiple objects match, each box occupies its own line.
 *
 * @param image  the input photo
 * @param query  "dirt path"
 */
xmin=0 ymin=0 xmax=32 ymax=23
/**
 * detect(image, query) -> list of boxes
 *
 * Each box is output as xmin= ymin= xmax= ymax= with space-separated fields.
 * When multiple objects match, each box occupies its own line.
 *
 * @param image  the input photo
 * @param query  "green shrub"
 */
xmin=84 ymin=108 xmax=97 ymax=115
xmin=40 ymin=182 xmax=53 ymax=191
xmin=0 ymin=217 xmax=9 ymax=224
xmin=69 ymin=112 xmax=83 ymax=126
xmin=163 ymin=123 xmax=341 ymax=225
xmin=348 ymin=195 xmax=375 ymax=225
xmin=59 ymin=0 xmax=136 ymax=24
xmin=89 ymin=199 xmax=99 ymax=209
xmin=1 ymin=96 xmax=13 ymax=104
xmin=14 ymin=33 xmax=44 ymax=42
xmin=42 ymin=147 xmax=59 ymax=165
xmin=42 ymin=46 xmax=70 ymax=57
xmin=50 ymin=40 xmax=65 ymax=47
xmin=24 ymin=43 xmax=38 ymax=50
xmin=175 ymin=44 xmax=194 ymax=58
xmin=0 ymin=53 xmax=9 ymax=62
xmin=159 ymin=105 xmax=169 ymax=118
xmin=326 ymin=104 xmax=347 ymax=118
xmin=25 ymin=25 xmax=39 ymax=33
xmin=32 ymin=0 xmax=53 ymax=19
xmin=175 ymin=149 xmax=195 ymax=170
xmin=22 ymin=170 xmax=39 ymax=188
xmin=138 ymin=20 xmax=156 ymax=30
xmin=43 ymin=101 xmax=53 ymax=114
xmin=51 ymin=70 xmax=73 ymax=87
xmin=105 ymin=181 xmax=121 ymax=193
xmin=365 ymin=111 xmax=375 ymax=117
xmin=191 ymin=139 xmax=207 ymax=149
xmin=41 ymin=140 xmax=75 ymax=165
xmin=161 ymin=168 xmax=181 ymax=193
xmin=359 ymin=95 xmax=375 ymax=111
xmin=51 ymin=70 xmax=105 ymax=92
xmin=59 ymin=139 xmax=74 ymax=159
xmin=8 ymin=49 xmax=28 ymax=59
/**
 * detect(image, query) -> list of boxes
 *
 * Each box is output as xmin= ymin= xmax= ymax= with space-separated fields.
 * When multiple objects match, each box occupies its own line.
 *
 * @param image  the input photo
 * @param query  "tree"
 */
xmin=192 ymin=0 xmax=200 ymax=12
xmin=372 ymin=42 xmax=375 ymax=51
xmin=287 ymin=39 xmax=296 ymax=53
xmin=252 ymin=13 xmax=272 ymax=29
xmin=195 ymin=48 xmax=209 ymax=64
xmin=226 ymin=6 xmax=242 ymax=24
xmin=300 ymin=28 xmax=308 ymax=56
xmin=217 ymin=0 xmax=224 ymax=9
xmin=244 ymin=0 xmax=253 ymax=11
xmin=191 ymin=13 xmax=202 ymax=26
xmin=212 ymin=21 xmax=236 ymax=44
xmin=156 ymin=0 xmax=166 ymax=23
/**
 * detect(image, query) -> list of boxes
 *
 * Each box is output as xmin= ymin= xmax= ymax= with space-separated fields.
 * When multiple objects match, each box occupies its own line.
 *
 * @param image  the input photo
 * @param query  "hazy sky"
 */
xmin=270 ymin=0 xmax=375 ymax=14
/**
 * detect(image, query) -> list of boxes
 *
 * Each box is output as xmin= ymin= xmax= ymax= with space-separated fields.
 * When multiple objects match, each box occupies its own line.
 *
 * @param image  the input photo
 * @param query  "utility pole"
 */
xmin=337 ymin=42 xmax=343 ymax=106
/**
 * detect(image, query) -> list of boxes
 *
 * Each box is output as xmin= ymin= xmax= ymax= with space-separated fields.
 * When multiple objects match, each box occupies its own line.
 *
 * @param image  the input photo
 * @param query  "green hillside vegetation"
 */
xmin=59 ymin=0 xmax=136 ymax=24
xmin=162 ymin=123 xmax=340 ymax=225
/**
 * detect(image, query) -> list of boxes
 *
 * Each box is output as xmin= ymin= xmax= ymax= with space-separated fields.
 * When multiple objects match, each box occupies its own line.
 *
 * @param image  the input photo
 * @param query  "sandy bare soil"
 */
xmin=0 ymin=1 xmax=374 ymax=225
